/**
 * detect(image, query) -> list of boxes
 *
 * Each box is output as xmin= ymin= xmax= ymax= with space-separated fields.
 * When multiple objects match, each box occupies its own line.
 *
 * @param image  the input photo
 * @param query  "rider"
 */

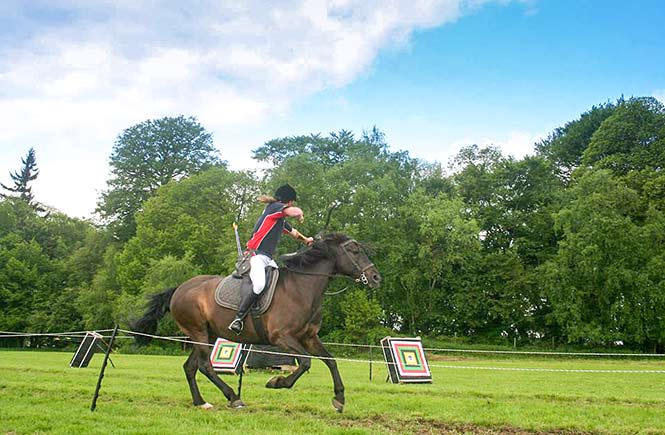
xmin=228 ymin=184 xmax=314 ymax=334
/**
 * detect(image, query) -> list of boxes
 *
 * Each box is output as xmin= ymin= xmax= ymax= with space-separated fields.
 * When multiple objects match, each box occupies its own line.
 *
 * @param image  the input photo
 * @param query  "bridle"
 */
xmin=285 ymin=238 xmax=376 ymax=286
xmin=339 ymin=239 xmax=375 ymax=285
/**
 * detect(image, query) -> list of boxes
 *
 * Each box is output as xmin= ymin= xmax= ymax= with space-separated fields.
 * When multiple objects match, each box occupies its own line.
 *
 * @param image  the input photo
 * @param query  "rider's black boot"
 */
xmin=228 ymin=281 xmax=259 ymax=334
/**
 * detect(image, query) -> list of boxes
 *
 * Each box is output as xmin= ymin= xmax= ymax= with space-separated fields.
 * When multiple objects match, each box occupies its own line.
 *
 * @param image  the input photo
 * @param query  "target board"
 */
xmin=70 ymin=331 xmax=103 ymax=368
xmin=380 ymin=336 xmax=432 ymax=383
xmin=210 ymin=338 xmax=250 ymax=374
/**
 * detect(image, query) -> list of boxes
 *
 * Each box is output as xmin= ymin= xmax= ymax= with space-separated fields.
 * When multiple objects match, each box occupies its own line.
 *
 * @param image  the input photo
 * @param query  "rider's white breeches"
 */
xmin=249 ymin=254 xmax=277 ymax=294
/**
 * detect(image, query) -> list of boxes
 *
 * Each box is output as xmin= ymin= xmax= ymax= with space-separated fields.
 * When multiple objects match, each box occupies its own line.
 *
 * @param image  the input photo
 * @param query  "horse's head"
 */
xmin=282 ymin=233 xmax=381 ymax=288
xmin=326 ymin=234 xmax=382 ymax=289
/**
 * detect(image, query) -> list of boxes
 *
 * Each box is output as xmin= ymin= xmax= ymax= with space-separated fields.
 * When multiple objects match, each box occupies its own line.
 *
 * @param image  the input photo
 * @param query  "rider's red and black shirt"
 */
xmin=246 ymin=201 xmax=293 ymax=258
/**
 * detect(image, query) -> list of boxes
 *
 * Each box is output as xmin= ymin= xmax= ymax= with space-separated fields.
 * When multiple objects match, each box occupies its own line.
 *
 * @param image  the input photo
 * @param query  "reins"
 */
xmin=283 ymin=267 xmax=351 ymax=280
xmin=324 ymin=287 xmax=350 ymax=295
xmin=283 ymin=267 xmax=354 ymax=296
xmin=283 ymin=238 xmax=376 ymax=292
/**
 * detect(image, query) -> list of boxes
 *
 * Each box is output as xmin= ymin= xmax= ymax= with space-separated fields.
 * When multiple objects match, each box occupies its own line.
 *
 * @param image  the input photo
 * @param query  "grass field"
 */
xmin=1 ymin=350 xmax=664 ymax=434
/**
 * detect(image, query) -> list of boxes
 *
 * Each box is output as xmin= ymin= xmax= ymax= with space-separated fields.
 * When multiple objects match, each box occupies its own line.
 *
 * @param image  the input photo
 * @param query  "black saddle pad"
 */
xmin=214 ymin=268 xmax=279 ymax=315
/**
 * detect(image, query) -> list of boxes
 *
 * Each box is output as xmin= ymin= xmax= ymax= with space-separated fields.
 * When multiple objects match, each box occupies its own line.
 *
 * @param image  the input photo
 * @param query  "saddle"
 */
xmin=214 ymin=268 xmax=280 ymax=315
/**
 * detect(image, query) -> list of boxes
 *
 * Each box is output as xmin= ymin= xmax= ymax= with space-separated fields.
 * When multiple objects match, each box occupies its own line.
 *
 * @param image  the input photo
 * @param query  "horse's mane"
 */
xmin=282 ymin=232 xmax=350 ymax=269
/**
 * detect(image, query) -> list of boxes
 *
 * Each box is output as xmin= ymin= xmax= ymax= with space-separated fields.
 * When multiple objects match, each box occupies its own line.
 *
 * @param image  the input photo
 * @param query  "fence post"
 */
xmin=369 ymin=344 xmax=373 ymax=381
xmin=90 ymin=324 xmax=118 ymax=412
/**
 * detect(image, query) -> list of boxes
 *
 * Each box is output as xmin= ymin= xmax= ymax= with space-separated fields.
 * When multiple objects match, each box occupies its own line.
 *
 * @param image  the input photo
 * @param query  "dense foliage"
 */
xmin=96 ymin=115 xmax=224 ymax=242
xmin=1 ymin=98 xmax=664 ymax=351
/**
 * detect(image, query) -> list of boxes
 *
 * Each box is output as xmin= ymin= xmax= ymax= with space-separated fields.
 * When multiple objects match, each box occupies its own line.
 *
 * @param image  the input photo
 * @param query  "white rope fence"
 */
xmin=3 ymin=329 xmax=664 ymax=374
xmin=322 ymin=341 xmax=665 ymax=358
xmin=120 ymin=330 xmax=665 ymax=374
xmin=4 ymin=329 xmax=664 ymax=357
xmin=0 ymin=329 xmax=115 ymax=338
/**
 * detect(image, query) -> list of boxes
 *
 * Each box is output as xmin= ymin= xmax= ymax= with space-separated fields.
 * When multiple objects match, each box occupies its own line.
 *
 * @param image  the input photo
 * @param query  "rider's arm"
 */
xmin=289 ymin=228 xmax=314 ymax=246
xmin=283 ymin=206 xmax=304 ymax=220
xmin=281 ymin=204 xmax=311 ymax=244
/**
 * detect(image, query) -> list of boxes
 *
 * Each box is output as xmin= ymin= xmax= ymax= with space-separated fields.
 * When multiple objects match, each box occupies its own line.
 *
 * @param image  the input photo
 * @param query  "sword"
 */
xmin=233 ymin=222 xmax=243 ymax=257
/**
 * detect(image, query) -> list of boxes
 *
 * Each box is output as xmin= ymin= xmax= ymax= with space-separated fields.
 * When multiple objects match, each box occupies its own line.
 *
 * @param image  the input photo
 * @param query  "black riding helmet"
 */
xmin=274 ymin=184 xmax=297 ymax=202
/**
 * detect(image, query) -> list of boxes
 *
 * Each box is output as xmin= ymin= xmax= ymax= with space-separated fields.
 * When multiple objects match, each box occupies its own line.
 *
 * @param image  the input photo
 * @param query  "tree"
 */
xmin=543 ymin=169 xmax=665 ymax=350
xmin=0 ymin=234 xmax=51 ymax=332
xmin=77 ymin=245 xmax=121 ymax=330
xmin=535 ymin=102 xmax=616 ymax=184
xmin=451 ymin=145 xmax=563 ymax=341
xmin=323 ymin=288 xmax=388 ymax=345
xmin=582 ymin=97 xmax=665 ymax=175
xmin=382 ymin=189 xmax=482 ymax=335
xmin=0 ymin=200 xmax=93 ymax=335
xmin=451 ymin=145 xmax=562 ymax=258
xmin=1 ymin=147 xmax=43 ymax=210
xmin=115 ymin=167 xmax=257 ymax=295
xmin=255 ymin=128 xmax=419 ymax=234
xmin=97 ymin=116 xmax=224 ymax=241
xmin=450 ymin=145 xmax=506 ymax=251
xmin=253 ymin=129 xmax=381 ymax=167
xmin=581 ymin=97 xmax=665 ymax=211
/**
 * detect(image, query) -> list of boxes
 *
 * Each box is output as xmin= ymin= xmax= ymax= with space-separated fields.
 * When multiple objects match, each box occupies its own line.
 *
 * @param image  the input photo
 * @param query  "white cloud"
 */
xmin=654 ymin=90 xmax=665 ymax=105
xmin=419 ymin=130 xmax=546 ymax=167
xmin=0 ymin=0 xmax=521 ymax=217
xmin=495 ymin=130 xmax=545 ymax=159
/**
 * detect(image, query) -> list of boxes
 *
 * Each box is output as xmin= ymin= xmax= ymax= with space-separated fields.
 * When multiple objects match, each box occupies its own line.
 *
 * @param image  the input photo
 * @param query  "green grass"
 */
xmin=1 ymin=350 xmax=664 ymax=434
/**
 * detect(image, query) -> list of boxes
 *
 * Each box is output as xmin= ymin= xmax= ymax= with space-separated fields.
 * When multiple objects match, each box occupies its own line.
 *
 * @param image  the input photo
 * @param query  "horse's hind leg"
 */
xmin=303 ymin=335 xmax=345 ymax=412
xmin=193 ymin=343 xmax=244 ymax=408
xmin=265 ymin=336 xmax=311 ymax=389
xmin=183 ymin=348 xmax=209 ymax=408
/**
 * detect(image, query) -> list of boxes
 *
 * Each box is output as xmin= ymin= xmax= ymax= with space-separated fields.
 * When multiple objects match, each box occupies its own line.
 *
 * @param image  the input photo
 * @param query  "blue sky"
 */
xmin=276 ymin=0 xmax=665 ymax=161
xmin=1 ymin=0 xmax=664 ymax=218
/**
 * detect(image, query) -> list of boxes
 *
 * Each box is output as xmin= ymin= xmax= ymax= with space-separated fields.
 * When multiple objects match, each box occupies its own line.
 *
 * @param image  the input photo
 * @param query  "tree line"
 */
xmin=1 ymin=99 xmax=664 ymax=351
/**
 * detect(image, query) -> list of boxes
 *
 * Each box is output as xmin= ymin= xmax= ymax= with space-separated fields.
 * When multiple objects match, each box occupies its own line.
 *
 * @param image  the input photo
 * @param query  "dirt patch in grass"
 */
xmin=335 ymin=415 xmax=599 ymax=435
xmin=273 ymin=403 xmax=599 ymax=434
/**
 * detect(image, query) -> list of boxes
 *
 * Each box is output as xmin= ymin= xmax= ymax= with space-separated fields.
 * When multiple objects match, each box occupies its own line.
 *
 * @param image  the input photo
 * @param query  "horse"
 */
xmin=131 ymin=232 xmax=381 ymax=412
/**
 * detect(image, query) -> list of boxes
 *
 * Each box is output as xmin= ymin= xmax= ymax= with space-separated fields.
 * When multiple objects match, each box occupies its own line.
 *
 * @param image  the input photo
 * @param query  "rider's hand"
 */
xmin=304 ymin=237 xmax=314 ymax=246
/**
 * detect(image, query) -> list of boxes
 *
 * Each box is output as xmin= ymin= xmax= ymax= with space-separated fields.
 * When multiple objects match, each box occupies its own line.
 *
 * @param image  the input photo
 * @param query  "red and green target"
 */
xmin=380 ymin=337 xmax=432 ymax=383
xmin=210 ymin=338 xmax=249 ymax=374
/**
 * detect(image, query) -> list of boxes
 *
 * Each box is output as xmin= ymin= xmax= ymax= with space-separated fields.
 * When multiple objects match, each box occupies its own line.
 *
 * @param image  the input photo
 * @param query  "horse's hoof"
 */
xmin=198 ymin=402 xmax=214 ymax=410
xmin=332 ymin=398 xmax=344 ymax=413
xmin=266 ymin=376 xmax=283 ymax=389
xmin=228 ymin=399 xmax=246 ymax=409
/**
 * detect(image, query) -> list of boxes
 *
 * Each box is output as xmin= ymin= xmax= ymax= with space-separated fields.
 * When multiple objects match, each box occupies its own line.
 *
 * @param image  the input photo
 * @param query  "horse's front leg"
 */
xmin=265 ymin=335 xmax=311 ymax=389
xmin=303 ymin=335 xmax=345 ymax=412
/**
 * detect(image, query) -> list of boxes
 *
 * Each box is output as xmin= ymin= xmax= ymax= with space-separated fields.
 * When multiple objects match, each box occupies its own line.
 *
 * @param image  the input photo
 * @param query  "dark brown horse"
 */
xmin=132 ymin=233 xmax=381 ymax=412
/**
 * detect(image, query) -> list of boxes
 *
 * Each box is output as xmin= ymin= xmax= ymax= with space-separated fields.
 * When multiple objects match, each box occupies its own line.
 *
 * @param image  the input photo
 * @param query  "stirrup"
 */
xmin=228 ymin=318 xmax=244 ymax=334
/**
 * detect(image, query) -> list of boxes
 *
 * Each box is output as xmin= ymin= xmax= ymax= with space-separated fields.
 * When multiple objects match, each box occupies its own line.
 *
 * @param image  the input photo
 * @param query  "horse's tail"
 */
xmin=130 ymin=287 xmax=177 ymax=345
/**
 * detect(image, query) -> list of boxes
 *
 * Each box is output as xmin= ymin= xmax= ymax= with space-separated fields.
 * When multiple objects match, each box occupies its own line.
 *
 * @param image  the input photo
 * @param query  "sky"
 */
xmin=1 ymin=0 xmax=664 ymax=219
